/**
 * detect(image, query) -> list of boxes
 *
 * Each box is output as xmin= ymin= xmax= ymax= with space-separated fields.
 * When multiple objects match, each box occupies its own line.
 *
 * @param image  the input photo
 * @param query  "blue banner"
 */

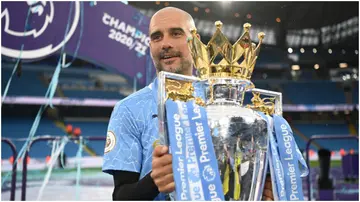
xmin=166 ymin=100 xmax=191 ymax=200
xmin=257 ymin=112 xmax=287 ymax=201
xmin=273 ymin=115 xmax=305 ymax=201
xmin=186 ymin=100 xmax=224 ymax=201
xmin=295 ymin=143 xmax=309 ymax=177
xmin=166 ymin=99 xmax=224 ymax=201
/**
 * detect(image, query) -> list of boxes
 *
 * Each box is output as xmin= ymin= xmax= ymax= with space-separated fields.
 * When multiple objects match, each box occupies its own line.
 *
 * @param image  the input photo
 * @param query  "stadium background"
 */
xmin=1 ymin=1 xmax=359 ymax=201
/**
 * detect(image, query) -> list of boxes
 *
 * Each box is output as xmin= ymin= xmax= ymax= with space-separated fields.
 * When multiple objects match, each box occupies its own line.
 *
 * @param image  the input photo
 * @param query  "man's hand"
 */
xmin=151 ymin=145 xmax=175 ymax=193
xmin=262 ymin=175 xmax=274 ymax=201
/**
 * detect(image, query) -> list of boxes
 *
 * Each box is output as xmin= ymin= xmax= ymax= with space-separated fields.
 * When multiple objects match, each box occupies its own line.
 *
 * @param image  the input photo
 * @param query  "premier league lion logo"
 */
xmin=1 ymin=1 xmax=54 ymax=38
xmin=1 ymin=1 xmax=80 ymax=60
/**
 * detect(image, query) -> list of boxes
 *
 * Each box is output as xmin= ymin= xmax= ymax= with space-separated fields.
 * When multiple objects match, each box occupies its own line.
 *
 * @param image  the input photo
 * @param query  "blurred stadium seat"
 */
xmin=282 ymin=81 xmax=346 ymax=104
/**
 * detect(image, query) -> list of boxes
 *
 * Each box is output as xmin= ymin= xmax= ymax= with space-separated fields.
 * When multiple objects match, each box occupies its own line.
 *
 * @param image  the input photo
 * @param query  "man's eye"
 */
xmin=152 ymin=35 xmax=161 ymax=41
xmin=173 ymin=32 xmax=183 ymax=37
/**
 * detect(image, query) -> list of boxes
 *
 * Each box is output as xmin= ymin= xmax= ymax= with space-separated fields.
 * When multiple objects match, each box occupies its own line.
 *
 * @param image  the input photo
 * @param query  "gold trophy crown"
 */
xmin=188 ymin=21 xmax=265 ymax=81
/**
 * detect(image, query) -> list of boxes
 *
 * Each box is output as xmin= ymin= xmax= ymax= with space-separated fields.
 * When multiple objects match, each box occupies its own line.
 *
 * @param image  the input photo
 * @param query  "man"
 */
xmin=102 ymin=7 xmax=274 ymax=201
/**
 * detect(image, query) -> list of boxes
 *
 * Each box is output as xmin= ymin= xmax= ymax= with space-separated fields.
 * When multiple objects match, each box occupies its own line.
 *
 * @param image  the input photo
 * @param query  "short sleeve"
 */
xmin=102 ymin=101 xmax=142 ymax=175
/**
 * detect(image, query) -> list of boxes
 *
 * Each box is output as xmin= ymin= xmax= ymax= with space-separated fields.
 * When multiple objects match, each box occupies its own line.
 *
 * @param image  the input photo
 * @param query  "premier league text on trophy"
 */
xmin=172 ymin=102 xmax=221 ymax=201
xmin=281 ymin=124 xmax=300 ymax=201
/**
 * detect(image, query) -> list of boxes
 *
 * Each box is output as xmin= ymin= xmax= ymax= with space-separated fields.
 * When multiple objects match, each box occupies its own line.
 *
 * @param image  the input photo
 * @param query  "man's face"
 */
xmin=149 ymin=10 xmax=193 ymax=75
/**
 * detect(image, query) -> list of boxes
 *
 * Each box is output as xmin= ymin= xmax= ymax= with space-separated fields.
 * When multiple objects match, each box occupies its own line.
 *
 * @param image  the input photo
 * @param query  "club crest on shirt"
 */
xmin=105 ymin=131 xmax=116 ymax=153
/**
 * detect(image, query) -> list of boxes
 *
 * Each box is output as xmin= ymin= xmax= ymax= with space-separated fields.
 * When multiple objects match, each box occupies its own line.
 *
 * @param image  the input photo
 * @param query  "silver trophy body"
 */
xmin=158 ymin=72 xmax=282 ymax=201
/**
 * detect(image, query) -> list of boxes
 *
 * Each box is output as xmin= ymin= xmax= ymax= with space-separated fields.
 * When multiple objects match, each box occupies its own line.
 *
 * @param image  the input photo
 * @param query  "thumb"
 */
xmin=153 ymin=145 xmax=168 ymax=157
xmin=161 ymin=145 xmax=168 ymax=154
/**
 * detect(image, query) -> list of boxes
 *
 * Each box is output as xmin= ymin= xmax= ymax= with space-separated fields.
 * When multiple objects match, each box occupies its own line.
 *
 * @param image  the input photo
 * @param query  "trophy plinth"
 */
xmin=157 ymin=21 xmax=283 ymax=201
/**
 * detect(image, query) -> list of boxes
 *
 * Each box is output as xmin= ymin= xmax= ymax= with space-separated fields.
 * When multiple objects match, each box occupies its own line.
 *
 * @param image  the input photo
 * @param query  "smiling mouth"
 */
xmin=161 ymin=56 xmax=179 ymax=60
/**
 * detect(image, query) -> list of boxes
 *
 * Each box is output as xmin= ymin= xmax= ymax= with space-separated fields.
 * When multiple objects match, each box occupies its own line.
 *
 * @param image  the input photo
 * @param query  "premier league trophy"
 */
xmin=157 ymin=21 xmax=307 ymax=201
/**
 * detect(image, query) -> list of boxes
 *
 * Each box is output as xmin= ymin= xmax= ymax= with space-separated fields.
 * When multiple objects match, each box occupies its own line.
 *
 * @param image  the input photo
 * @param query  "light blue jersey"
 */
xmin=102 ymin=78 xmax=166 ymax=200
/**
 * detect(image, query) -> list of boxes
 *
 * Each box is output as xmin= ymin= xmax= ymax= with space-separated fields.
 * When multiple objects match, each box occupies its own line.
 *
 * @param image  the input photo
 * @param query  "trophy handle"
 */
xmin=247 ymin=88 xmax=283 ymax=116
xmin=157 ymin=71 xmax=201 ymax=146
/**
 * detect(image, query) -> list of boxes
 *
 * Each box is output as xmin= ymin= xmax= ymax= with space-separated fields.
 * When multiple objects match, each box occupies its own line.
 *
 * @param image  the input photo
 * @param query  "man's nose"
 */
xmin=161 ymin=37 xmax=173 ymax=50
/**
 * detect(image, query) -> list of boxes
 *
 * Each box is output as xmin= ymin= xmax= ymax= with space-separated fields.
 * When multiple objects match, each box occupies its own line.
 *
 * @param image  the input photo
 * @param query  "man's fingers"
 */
xmin=263 ymin=175 xmax=273 ymax=200
xmin=262 ymin=196 xmax=273 ymax=201
xmin=159 ymin=163 xmax=173 ymax=176
xmin=159 ymin=181 xmax=175 ymax=193
xmin=263 ymin=189 xmax=273 ymax=199
xmin=151 ymin=145 xmax=175 ymax=194
xmin=151 ymin=159 xmax=172 ymax=179
xmin=153 ymin=145 xmax=168 ymax=157
xmin=264 ymin=179 xmax=272 ymax=190
xmin=266 ymin=175 xmax=272 ymax=182
xmin=156 ymin=173 xmax=174 ymax=187
xmin=152 ymin=153 xmax=172 ymax=169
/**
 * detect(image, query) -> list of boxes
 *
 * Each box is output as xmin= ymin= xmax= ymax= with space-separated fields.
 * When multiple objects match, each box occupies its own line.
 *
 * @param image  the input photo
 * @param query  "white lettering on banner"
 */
xmin=102 ymin=13 xmax=111 ymax=25
xmin=192 ymin=186 xmax=202 ymax=200
xmin=144 ymin=37 xmax=150 ymax=46
xmin=102 ymin=12 xmax=150 ymax=56
xmin=281 ymin=124 xmax=300 ymax=200
xmin=195 ymin=122 xmax=210 ymax=163
xmin=182 ymin=102 xmax=205 ymax=200
xmin=288 ymin=162 xmax=299 ymax=200
xmin=282 ymin=124 xmax=293 ymax=161
xmin=177 ymin=156 xmax=188 ymax=200
xmin=174 ymin=114 xmax=183 ymax=155
xmin=186 ymin=132 xmax=204 ymax=200
xmin=173 ymin=110 xmax=188 ymax=200
xmin=274 ymin=153 xmax=286 ymax=197
xmin=191 ymin=104 xmax=210 ymax=163
xmin=109 ymin=17 xmax=120 ymax=28
xmin=181 ymin=103 xmax=188 ymax=117
xmin=186 ymin=133 xmax=196 ymax=164
xmin=209 ymin=184 xmax=221 ymax=201
xmin=192 ymin=104 xmax=201 ymax=120
xmin=118 ymin=22 xmax=126 ymax=33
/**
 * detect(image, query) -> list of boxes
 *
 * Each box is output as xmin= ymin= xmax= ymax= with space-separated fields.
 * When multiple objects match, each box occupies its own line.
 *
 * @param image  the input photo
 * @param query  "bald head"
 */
xmin=149 ymin=7 xmax=196 ymax=34
xmin=148 ymin=7 xmax=197 ymax=76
